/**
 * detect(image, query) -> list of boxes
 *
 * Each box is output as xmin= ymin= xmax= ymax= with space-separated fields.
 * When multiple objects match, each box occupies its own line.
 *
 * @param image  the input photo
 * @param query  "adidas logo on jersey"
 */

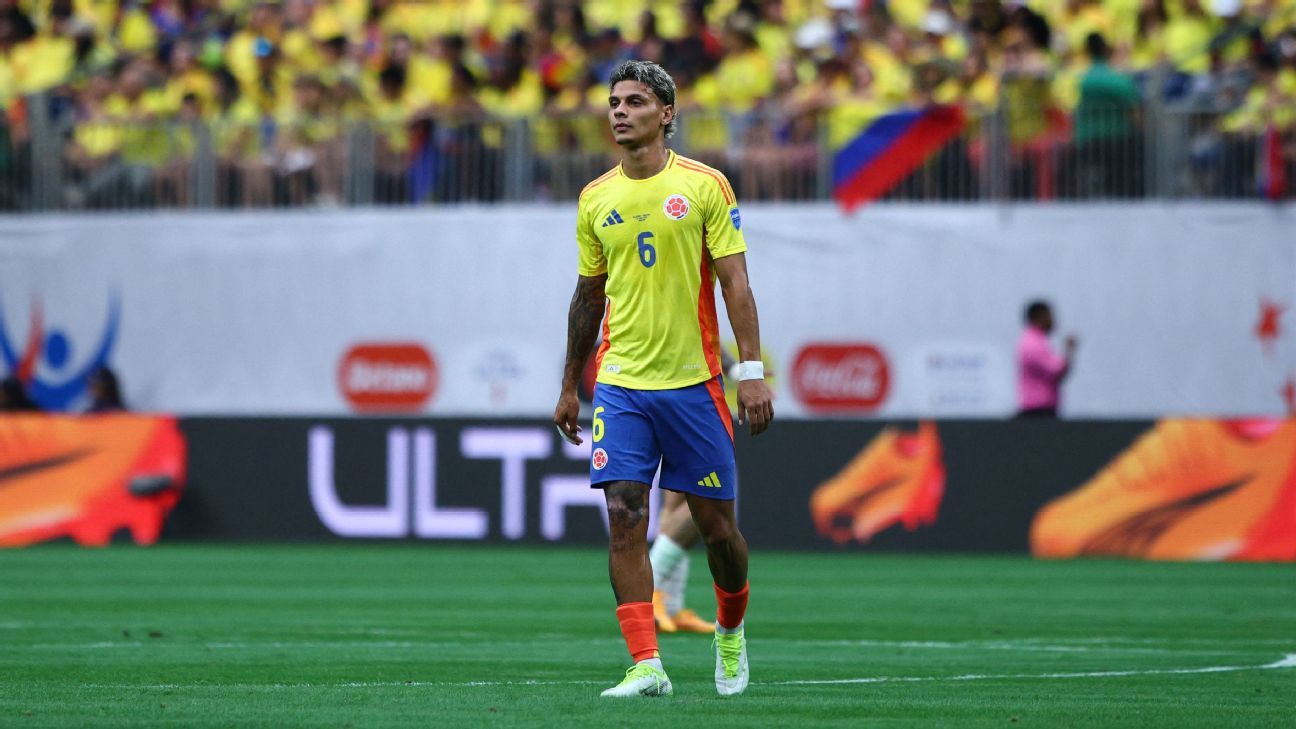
xmin=601 ymin=209 xmax=625 ymax=227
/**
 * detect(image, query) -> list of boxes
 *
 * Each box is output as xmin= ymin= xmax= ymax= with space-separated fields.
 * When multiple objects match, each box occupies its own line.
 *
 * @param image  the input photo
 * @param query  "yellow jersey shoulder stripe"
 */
xmin=579 ymin=168 xmax=619 ymax=198
xmin=674 ymin=156 xmax=736 ymax=205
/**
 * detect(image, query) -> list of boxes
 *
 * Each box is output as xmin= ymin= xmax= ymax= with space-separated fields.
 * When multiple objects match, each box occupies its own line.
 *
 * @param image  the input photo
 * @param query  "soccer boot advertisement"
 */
xmin=1030 ymin=419 xmax=1296 ymax=561
xmin=0 ymin=414 xmax=187 ymax=546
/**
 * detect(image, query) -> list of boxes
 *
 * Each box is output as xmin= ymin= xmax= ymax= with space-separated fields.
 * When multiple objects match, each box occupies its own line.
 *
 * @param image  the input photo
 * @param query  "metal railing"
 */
xmin=0 ymin=98 xmax=1288 ymax=211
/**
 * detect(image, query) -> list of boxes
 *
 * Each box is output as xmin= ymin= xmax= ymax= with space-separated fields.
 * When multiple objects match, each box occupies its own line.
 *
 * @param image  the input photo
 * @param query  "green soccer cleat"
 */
xmin=713 ymin=626 xmax=749 ymax=696
xmin=600 ymin=662 xmax=673 ymax=698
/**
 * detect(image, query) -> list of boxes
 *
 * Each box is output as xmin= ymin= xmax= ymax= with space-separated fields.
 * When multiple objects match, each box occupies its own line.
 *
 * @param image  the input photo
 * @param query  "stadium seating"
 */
xmin=0 ymin=0 xmax=1292 ymax=208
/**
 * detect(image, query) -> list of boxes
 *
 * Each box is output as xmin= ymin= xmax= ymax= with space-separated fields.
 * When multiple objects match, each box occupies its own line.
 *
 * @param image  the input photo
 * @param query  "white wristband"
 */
xmin=737 ymin=361 xmax=765 ymax=381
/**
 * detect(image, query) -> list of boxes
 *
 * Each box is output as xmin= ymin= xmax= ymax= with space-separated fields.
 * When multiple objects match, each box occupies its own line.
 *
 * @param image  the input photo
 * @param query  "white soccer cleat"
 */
xmin=600 ymin=662 xmax=673 ymax=698
xmin=713 ymin=625 xmax=749 ymax=696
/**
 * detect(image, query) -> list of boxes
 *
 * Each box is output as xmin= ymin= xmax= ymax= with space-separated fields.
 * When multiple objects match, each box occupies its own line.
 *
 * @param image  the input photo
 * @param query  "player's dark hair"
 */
xmin=1024 ymin=300 xmax=1052 ymax=324
xmin=609 ymin=59 xmax=677 ymax=139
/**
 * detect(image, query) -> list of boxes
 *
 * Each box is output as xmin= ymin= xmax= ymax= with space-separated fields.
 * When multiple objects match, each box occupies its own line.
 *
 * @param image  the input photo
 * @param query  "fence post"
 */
xmin=1142 ymin=101 xmax=1157 ymax=199
xmin=815 ymin=116 xmax=831 ymax=201
xmin=502 ymin=118 xmax=533 ymax=202
xmin=1144 ymin=65 xmax=1178 ymax=199
xmin=27 ymin=93 xmax=61 ymax=210
xmin=347 ymin=124 xmax=374 ymax=206
xmin=191 ymin=121 xmax=216 ymax=208
xmin=984 ymin=102 xmax=1009 ymax=202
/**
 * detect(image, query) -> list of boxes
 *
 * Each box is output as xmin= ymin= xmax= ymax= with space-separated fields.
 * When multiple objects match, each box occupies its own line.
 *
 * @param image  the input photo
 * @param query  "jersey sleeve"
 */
xmin=702 ymin=171 xmax=746 ymax=260
xmin=575 ymin=194 xmax=607 ymax=277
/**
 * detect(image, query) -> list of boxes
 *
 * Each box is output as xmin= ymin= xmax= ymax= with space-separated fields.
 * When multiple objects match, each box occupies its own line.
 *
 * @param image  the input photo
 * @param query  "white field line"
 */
xmin=770 ymin=653 xmax=1296 ymax=686
xmin=47 ymin=653 xmax=1296 ymax=691
xmin=1009 ymin=636 xmax=1296 ymax=648
xmin=16 ymin=637 xmax=1274 ymax=657
xmin=803 ymin=640 xmax=1247 ymax=656
xmin=8 ymin=625 xmax=1293 ymax=650
xmin=23 ymin=639 xmax=621 ymax=651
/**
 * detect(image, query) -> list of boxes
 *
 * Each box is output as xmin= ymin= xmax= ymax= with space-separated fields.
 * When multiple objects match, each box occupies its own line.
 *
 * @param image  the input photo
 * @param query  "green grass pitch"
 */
xmin=2 ymin=545 xmax=1292 ymax=727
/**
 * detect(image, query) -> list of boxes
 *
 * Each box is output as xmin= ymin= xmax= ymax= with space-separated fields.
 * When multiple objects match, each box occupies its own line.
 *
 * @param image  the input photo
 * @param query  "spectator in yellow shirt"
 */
xmin=241 ymin=38 xmax=295 ymax=119
xmin=742 ymin=56 xmax=816 ymax=201
xmin=277 ymin=75 xmax=342 ymax=205
xmin=9 ymin=19 xmax=74 ymax=94
xmin=1129 ymin=0 xmax=1171 ymax=71
xmin=536 ymin=68 xmax=608 ymax=199
xmin=1053 ymin=0 xmax=1117 ymax=58
xmin=313 ymin=34 xmax=358 ymax=89
xmin=369 ymin=63 xmax=414 ymax=201
xmin=104 ymin=60 xmax=172 ymax=166
xmin=154 ymin=92 xmax=204 ymax=207
xmin=715 ymin=21 xmax=773 ymax=114
xmin=280 ymin=0 xmax=322 ymax=74
xmin=1213 ymin=51 xmax=1290 ymax=196
xmin=164 ymin=39 xmax=217 ymax=115
xmin=64 ymin=72 xmax=124 ymax=206
xmin=225 ymin=1 xmax=282 ymax=86
xmin=1164 ymin=0 xmax=1218 ymax=74
xmin=210 ymin=67 xmax=274 ymax=207
xmin=115 ymin=0 xmax=158 ymax=56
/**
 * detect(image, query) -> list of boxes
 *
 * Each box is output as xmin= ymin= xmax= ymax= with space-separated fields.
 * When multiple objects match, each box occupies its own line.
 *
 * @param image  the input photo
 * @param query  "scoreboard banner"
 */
xmin=1 ymin=204 xmax=1293 ymax=417
xmin=165 ymin=416 xmax=1296 ymax=561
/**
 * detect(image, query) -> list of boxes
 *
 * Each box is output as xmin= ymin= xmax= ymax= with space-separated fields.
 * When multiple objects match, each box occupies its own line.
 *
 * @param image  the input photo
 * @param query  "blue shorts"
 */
xmin=589 ymin=376 xmax=737 ymax=500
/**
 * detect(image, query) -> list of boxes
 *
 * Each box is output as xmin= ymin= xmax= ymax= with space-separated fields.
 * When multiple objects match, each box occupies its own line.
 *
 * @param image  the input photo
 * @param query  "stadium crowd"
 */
xmin=0 ymin=0 xmax=1293 ymax=206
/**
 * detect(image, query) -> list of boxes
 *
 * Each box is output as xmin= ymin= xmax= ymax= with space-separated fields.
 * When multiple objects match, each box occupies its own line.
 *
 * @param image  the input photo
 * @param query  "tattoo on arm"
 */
xmin=561 ymin=275 xmax=607 ymax=391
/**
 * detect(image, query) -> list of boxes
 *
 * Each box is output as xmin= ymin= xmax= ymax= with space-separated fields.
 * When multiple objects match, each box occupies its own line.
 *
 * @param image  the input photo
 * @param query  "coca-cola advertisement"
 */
xmin=791 ymin=343 xmax=891 ymax=413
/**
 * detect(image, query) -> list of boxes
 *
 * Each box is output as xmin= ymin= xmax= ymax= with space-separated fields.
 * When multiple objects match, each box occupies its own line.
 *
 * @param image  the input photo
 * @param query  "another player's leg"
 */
xmin=649 ymin=493 xmax=713 ymax=633
xmin=688 ymin=493 xmax=750 ymax=696
xmin=600 ymin=481 xmax=672 ymax=697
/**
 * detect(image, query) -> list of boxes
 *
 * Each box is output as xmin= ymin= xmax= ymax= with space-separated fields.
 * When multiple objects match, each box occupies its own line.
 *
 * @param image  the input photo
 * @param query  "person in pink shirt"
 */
xmin=1017 ymin=301 xmax=1078 ymax=417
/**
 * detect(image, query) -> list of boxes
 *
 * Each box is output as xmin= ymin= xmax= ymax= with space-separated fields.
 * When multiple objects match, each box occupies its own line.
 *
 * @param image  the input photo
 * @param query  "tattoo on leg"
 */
xmin=606 ymin=482 xmax=647 ymax=538
xmin=605 ymin=482 xmax=652 ymax=604
xmin=606 ymin=483 xmax=648 ymax=560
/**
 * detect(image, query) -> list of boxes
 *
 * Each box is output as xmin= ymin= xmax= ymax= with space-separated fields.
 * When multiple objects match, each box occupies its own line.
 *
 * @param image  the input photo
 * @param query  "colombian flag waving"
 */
xmin=833 ymin=105 xmax=966 ymax=212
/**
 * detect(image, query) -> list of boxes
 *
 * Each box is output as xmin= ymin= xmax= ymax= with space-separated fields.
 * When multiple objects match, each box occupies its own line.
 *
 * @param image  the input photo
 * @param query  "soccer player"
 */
xmin=554 ymin=59 xmax=773 ymax=698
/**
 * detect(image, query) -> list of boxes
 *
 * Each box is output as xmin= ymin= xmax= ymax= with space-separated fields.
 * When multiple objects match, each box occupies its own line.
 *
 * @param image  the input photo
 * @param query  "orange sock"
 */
xmin=714 ymin=582 xmax=749 ymax=630
xmin=615 ymin=602 xmax=659 ymax=663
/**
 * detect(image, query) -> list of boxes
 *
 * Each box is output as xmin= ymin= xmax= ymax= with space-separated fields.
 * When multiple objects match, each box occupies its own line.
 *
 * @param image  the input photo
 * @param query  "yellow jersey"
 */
xmin=576 ymin=150 xmax=747 ymax=391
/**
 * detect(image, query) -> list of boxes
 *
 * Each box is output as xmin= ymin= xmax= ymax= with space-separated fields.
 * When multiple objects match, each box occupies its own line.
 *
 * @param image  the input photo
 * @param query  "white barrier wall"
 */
xmin=1 ymin=203 xmax=1292 ymax=417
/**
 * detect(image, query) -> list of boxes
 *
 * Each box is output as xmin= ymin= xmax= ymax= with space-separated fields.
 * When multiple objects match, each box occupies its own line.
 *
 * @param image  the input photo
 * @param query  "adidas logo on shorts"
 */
xmin=697 ymin=471 xmax=722 ymax=489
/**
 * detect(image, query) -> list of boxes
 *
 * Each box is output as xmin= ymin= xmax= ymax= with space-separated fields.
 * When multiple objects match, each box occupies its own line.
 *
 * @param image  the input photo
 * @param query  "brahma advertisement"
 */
xmin=337 ymin=343 xmax=438 ymax=413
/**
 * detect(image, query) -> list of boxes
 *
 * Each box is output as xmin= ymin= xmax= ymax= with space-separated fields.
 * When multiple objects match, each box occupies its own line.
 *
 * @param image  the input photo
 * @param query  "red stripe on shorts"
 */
xmin=705 ymin=376 xmax=734 ymax=443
